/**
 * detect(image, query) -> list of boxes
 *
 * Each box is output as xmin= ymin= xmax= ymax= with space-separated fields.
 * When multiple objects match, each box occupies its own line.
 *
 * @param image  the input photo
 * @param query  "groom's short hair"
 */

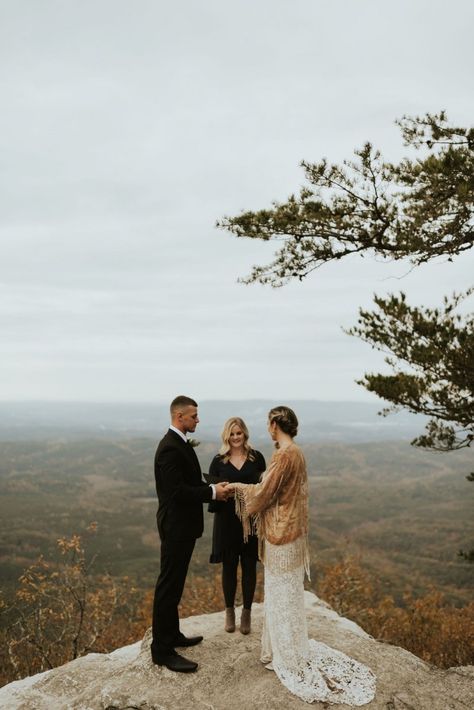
xmin=170 ymin=395 xmax=198 ymax=415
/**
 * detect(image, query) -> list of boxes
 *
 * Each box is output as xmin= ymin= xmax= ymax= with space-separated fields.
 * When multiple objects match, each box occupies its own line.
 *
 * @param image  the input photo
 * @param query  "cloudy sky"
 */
xmin=1 ymin=0 xmax=473 ymax=403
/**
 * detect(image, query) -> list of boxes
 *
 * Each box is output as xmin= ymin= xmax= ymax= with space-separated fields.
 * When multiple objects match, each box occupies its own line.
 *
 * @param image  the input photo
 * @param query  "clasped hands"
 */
xmin=214 ymin=481 xmax=236 ymax=501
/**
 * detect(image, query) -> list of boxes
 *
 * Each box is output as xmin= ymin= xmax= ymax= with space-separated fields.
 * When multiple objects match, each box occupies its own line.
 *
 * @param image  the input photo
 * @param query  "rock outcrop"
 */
xmin=1 ymin=592 xmax=473 ymax=709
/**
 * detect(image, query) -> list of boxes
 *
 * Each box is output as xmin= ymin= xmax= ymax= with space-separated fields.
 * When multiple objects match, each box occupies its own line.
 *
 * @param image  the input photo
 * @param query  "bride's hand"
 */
xmin=225 ymin=483 xmax=236 ymax=497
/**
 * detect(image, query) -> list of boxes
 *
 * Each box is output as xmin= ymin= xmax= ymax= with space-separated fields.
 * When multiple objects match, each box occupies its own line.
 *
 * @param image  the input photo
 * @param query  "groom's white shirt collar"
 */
xmin=169 ymin=424 xmax=188 ymax=443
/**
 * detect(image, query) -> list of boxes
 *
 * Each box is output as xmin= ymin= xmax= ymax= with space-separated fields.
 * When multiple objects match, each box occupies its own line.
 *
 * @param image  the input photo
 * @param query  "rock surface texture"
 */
xmin=1 ymin=592 xmax=473 ymax=709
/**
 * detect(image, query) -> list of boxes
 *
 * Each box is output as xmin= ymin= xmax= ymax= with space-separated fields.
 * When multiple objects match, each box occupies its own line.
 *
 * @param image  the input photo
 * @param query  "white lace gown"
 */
xmin=261 ymin=540 xmax=376 ymax=706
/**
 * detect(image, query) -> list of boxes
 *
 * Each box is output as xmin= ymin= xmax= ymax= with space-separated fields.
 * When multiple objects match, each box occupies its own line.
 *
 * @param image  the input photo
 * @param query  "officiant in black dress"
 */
xmin=208 ymin=417 xmax=265 ymax=635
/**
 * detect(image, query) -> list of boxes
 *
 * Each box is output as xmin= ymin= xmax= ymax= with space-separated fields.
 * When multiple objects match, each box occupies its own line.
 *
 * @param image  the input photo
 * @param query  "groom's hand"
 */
xmin=215 ymin=482 xmax=230 ymax=501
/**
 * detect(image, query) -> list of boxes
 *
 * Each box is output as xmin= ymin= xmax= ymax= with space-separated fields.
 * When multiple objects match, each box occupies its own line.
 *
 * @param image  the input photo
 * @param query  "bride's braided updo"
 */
xmin=268 ymin=406 xmax=298 ymax=438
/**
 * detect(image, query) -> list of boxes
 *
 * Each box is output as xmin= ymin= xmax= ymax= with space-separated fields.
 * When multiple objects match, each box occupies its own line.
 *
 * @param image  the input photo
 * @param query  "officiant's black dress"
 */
xmin=209 ymin=450 xmax=266 ymax=562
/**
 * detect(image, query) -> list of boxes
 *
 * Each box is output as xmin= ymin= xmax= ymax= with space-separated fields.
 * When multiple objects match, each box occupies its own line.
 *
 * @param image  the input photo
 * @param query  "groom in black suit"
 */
xmin=151 ymin=395 xmax=229 ymax=673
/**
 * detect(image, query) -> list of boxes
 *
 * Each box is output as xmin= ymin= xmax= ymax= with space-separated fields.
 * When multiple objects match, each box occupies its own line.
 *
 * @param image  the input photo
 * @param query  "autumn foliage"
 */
xmin=0 ymin=526 xmax=145 ymax=686
xmin=317 ymin=556 xmax=474 ymax=668
xmin=1 ymin=535 xmax=472 ymax=688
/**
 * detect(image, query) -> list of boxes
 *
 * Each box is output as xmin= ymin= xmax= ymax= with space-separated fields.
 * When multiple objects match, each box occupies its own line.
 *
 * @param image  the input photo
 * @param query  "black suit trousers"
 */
xmin=151 ymin=537 xmax=195 ymax=659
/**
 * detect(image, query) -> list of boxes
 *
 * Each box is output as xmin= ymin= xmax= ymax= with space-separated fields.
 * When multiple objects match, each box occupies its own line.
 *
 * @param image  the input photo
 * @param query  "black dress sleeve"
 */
xmin=208 ymin=455 xmax=225 ymax=513
xmin=255 ymin=449 xmax=266 ymax=473
xmin=209 ymin=455 xmax=221 ymax=478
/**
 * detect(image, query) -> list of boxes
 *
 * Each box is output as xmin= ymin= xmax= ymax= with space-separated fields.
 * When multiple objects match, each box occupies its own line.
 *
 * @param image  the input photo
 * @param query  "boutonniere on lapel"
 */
xmin=187 ymin=438 xmax=200 ymax=448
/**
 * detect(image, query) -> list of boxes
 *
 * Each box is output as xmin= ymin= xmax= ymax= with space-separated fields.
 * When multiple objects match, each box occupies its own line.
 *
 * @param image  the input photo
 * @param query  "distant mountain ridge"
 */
xmin=0 ymin=400 xmax=428 ymax=442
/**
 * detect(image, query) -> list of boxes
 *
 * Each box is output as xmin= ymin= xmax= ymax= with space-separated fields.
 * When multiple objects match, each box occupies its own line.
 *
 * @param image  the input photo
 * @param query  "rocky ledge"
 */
xmin=0 ymin=591 xmax=472 ymax=709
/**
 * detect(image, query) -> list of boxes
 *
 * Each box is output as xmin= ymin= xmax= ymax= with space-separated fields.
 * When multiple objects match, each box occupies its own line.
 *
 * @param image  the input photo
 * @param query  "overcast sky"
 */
xmin=1 ymin=0 xmax=473 ymax=403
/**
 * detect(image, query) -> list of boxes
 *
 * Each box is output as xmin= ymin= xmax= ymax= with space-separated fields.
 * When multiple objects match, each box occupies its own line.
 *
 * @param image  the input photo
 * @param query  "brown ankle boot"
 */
xmin=225 ymin=607 xmax=235 ymax=632
xmin=240 ymin=608 xmax=251 ymax=635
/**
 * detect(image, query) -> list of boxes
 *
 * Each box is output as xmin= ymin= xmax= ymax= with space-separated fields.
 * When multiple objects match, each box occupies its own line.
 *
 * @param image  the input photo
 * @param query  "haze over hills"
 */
xmin=0 ymin=400 xmax=429 ymax=443
xmin=1 ymin=400 xmax=472 ymax=608
xmin=0 ymin=436 xmax=472 ymax=606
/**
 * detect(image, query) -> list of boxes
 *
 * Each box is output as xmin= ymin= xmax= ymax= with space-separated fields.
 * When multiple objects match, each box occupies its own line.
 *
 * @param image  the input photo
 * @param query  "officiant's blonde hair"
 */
xmin=219 ymin=417 xmax=255 ymax=463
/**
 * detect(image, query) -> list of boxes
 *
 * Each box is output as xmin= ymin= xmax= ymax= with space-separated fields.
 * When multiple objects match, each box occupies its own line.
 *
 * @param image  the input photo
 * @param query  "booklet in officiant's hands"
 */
xmin=203 ymin=473 xmax=221 ymax=484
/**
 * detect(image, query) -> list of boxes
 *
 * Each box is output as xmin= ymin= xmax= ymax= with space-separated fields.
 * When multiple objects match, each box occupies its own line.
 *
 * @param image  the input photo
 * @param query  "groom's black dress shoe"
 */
xmin=152 ymin=650 xmax=198 ymax=673
xmin=174 ymin=634 xmax=203 ymax=648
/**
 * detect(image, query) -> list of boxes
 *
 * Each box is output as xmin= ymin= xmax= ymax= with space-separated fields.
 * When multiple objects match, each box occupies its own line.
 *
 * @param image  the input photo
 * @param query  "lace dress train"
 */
xmin=261 ymin=541 xmax=376 ymax=706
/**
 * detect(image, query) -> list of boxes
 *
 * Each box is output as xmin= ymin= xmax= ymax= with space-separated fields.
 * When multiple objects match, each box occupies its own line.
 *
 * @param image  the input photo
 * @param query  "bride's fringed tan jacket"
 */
xmin=233 ymin=443 xmax=310 ymax=577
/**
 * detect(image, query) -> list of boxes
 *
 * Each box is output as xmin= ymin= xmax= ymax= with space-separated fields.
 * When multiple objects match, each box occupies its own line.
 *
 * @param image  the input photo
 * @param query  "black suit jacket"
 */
xmin=155 ymin=429 xmax=213 ymax=542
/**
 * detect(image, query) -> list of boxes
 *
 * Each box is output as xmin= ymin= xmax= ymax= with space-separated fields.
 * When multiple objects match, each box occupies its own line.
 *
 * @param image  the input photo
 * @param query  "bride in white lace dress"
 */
xmin=228 ymin=406 xmax=376 ymax=706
